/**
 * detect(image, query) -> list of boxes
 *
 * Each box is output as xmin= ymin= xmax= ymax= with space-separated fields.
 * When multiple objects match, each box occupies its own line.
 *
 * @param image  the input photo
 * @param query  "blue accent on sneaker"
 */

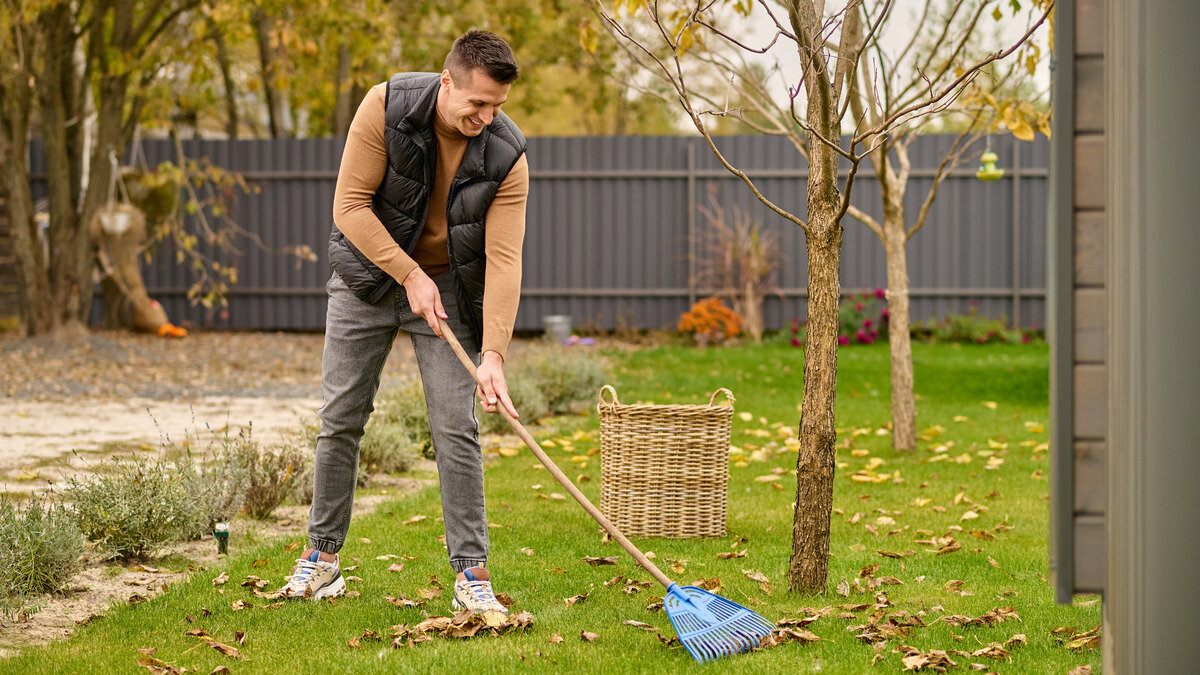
xmin=306 ymin=549 xmax=321 ymax=563
xmin=464 ymin=568 xmax=480 ymax=582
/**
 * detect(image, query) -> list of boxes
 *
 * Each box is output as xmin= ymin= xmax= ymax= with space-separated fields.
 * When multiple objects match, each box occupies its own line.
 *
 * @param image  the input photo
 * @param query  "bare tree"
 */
xmin=844 ymin=0 xmax=1051 ymax=451
xmin=597 ymin=0 xmax=1052 ymax=592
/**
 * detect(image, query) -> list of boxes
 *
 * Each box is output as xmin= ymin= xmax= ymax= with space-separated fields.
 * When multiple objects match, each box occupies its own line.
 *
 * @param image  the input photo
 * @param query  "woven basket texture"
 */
xmin=597 ymin=385 xmax=734 ymax=538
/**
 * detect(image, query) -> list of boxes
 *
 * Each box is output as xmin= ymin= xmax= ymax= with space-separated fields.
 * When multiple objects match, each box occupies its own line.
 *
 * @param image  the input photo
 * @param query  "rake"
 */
xmin=438 ymin=319 xmax=775 ymax=663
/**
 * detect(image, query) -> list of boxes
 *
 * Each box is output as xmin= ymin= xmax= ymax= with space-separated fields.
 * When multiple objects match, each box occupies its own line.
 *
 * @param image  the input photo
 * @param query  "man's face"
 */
xmin=436 ymin=68 xmax=510 ymax=137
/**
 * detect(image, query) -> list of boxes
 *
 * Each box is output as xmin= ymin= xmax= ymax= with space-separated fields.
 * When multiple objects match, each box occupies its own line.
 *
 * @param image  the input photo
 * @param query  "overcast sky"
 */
xmin=732 ymin=1 xmax=1053 ymax=127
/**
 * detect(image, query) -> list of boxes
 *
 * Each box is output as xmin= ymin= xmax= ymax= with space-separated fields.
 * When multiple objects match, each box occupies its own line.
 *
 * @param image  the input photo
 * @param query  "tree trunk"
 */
xmin=789 ymin=217 xmax=842 ymax=594
xmin=207 ymin=15 xmax=239 ymax=139
xmin=0 ymin=45 xmax=48 ymax=335
xmin=252 ymin=5 xmax=284 ymax=138
xmin=35 ymin=4 xmax=90 ymax=337
xmin=884 ymin=223 xmax=917 ymax=450
xmin=333 ymin=42 xmax=353 ymax=136
xmin=742 ymin=278 xmax=762 ymax=343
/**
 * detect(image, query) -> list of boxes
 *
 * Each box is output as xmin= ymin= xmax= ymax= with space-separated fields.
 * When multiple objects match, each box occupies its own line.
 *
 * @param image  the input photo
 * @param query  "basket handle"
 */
xmin=599 ymin=384 xmax=620 ymax=406
xmin=709 ymin=388 xmax=736 ymax=407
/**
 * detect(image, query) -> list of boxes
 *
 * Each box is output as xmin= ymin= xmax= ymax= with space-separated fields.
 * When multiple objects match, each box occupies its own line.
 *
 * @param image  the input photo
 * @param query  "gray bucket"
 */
xmin=542 ymin=315 xmax=572 ymax=344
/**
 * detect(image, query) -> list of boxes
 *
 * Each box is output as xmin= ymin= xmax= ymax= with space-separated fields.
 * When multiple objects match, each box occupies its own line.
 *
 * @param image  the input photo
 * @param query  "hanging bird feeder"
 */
xmin=976 ymin=150 xmax=1005 ymax=182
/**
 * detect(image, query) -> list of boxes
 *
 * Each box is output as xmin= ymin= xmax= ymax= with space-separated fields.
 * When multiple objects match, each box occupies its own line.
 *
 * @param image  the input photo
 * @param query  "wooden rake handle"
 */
xmin=437 ymin=318 xmax=676 ymax=591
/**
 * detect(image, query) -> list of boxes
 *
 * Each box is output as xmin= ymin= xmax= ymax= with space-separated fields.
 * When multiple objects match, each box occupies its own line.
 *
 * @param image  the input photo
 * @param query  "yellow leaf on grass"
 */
xmin=981 ymin=401 xmax=998 ymax=410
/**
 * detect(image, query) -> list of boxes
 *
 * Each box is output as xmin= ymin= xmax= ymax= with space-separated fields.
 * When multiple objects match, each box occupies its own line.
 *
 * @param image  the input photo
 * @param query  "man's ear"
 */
xmin=440 ymin=69 xmax=453 ymax=89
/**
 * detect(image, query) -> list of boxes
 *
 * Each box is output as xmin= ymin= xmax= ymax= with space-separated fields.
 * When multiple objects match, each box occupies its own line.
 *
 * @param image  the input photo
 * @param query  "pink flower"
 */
xmin=838 ymin=335 xmax=850 ymax=346
xmin=881 ymin=308 xmax=889 ymax=320
xmin=863 ymin=319 xmax=873 ymax=329
xmin=855 ymin=330 xmax=869 ymax=343
xmin=870 ymin=330 xmax=879 ymax=340
xmin=874 ymin=288 xmax=886 ymax=299
xmin=854 ymin=302 xmax=864 ymax=311
xmin=791 ymin=337 xmax=802 ymax=347
xmin=1022 ymin=334 xmax=1032 ymax=344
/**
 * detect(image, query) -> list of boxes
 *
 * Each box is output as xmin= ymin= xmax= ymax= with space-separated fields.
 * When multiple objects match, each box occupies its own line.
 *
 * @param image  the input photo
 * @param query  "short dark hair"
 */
xmin=444 ymin=30 xmax=519 ymax=85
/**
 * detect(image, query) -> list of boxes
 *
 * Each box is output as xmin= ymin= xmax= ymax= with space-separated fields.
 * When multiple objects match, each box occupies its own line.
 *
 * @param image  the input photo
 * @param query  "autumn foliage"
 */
xmin=678 ymin=298 xmax=744 ymax=346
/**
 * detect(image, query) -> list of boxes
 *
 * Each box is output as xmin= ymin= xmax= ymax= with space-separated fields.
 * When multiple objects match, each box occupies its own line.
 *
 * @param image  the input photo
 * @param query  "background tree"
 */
xmin=0 ymin=0 xmax=203 ymax=336
xmin=843 ymin=0 xmax=1051 ymax=451
xmin=597 ymin=0 xmax=1052 ymax=592
xmin=173 ymin=0 xmax=683 ymax=138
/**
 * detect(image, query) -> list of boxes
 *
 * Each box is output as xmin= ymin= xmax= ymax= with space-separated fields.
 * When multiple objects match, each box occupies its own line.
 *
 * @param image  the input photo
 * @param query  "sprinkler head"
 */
xmin=214 ymin=522 xmax=230 ymax=555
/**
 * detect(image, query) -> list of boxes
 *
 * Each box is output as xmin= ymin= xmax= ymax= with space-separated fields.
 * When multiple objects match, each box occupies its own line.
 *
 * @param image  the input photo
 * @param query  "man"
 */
xmin=276 ymin=30 xmax=528 ymax=615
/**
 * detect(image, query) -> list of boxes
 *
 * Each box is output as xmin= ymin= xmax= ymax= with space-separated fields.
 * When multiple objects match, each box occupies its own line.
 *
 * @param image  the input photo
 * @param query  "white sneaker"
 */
xmin=451 ymin=568 xmax=508 ymax=614
xmin=277 ymin=549 xmax=346 ymax=600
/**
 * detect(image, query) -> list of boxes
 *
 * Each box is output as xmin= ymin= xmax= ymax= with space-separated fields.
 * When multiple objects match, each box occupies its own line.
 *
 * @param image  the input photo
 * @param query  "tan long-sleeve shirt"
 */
xmin=332 ymin=82 xmax=528 ymax=359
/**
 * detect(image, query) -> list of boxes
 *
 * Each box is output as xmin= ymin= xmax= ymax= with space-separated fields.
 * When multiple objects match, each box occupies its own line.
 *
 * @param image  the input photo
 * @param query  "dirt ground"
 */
xmin=0 ymin=330 xmax=426 ymax=495
xmin=0 ymin=330 xmax=435 ymax=657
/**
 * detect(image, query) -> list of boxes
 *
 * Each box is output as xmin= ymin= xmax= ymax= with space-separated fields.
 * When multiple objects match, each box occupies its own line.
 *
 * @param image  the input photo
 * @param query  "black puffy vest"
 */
xmin=327 ymin=72 xmax=527 ymax=344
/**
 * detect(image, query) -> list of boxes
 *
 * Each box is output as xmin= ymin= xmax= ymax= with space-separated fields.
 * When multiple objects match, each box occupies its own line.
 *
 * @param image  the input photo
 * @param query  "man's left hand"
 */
xmin=476 ymin=351 xmax=519 ymax=419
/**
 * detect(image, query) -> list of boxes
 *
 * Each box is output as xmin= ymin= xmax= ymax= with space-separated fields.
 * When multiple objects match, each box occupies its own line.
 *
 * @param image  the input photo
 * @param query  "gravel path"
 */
xmin=0 ymin=330 xmax=423 ymax=495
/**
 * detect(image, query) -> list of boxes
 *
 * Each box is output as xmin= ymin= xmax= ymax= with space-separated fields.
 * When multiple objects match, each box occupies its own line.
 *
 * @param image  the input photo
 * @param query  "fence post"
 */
xmin=1011 ymin=140 xmax=1023 ymax=329
xmin=686 ymin=139 xmax=697 ymax=309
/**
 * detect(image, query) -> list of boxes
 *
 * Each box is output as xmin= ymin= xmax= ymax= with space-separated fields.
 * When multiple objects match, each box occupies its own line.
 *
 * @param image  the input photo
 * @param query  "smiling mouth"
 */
xmin=467 ymin=118 xmax=484 ymax=127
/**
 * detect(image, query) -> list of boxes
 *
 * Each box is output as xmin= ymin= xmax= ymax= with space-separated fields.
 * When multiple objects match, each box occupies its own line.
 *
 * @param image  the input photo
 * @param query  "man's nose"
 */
xmin=479 ymin=108 xmax=495 ymax=124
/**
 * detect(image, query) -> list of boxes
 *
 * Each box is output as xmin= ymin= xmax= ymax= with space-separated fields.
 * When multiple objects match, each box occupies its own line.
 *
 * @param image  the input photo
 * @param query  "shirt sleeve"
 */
xmin=480 ymin=153 xmax=530 ymax=360
xmin=331 ymin=83 xmax=419 ymax=285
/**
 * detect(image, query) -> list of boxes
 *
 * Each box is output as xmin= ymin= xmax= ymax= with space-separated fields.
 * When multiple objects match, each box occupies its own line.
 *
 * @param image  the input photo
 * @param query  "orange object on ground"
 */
xmin=157 ymin=323 xmax=188 ymax=338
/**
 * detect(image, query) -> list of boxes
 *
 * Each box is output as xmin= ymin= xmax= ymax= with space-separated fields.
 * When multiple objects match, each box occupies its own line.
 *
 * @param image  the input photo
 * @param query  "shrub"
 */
xmin=477 ymin=374 xmax=549 ymax=435
xmin=693 ymin=188 xmax=782 ymax=343
xmin=177 ymin=445 xmax=250 ymax=539
xmin=787 ymin=289 xmax=889 ymax=348
xmin=913 ymin=303 xmax=1039 ymax=344
xmin=65 ymin=457 xmax=200 ymax=559
xmin=517 ymin=347 xmax=609 ymax=414
xmin=838 ymin=289 xmax=888 ymax=345
xmin=0 ymin=496 xmax=85 ymax=596
xmin=228 ymin=431 xmax=309 ymax=520
xmin=678 ymin=297 xmax=744 ymax=346
xmin=360 ymin=381 xmax=426 ymax=474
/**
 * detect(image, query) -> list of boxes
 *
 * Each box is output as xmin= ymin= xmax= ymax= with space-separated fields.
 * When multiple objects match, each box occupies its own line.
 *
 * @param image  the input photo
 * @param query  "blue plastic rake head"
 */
xmin=663 ymin=583 xmax=776 ymax=663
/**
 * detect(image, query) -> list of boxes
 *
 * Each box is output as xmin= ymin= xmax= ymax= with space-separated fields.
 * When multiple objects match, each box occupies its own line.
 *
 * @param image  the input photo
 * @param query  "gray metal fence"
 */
xmin=36 ymin=134 xmax=1047 ymax=332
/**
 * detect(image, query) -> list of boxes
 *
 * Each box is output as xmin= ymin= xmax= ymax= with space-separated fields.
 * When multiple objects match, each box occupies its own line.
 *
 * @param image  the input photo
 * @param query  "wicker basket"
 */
xmin=597 ymin=385 xmax=734 ymax=538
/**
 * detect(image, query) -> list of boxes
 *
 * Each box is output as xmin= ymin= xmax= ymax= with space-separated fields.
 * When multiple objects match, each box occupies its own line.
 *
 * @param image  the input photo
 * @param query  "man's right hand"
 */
xmin=402 ymin=268 xmax=448 ymax=338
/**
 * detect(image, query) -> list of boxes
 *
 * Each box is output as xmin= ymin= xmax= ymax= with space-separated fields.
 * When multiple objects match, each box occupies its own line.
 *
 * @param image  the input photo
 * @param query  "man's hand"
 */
xmin=402 ymin=268 xmax=447 ymax=337
xmin=476 ymin=351 xmax=519 ymax=419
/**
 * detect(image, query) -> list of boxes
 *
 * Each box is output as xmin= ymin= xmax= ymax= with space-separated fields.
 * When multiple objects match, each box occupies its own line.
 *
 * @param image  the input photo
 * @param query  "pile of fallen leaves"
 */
xmin=388 ymin=609 xmax=534 ymax=647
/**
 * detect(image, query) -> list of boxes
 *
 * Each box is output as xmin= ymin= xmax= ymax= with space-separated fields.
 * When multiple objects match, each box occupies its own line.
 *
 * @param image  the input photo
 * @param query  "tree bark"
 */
xmin=35 ymin=4 xmax=90 ymax=337
xmin=252 ymin=5 xmax=284 ymax=138
xmin=884 ymin=222 xmax=917 ymax=450
xmin=0 ymin=85 xmax=48 ymax=335
xmin=789 ymin=215 xmax=842 ymax=594
xmin=333 ymin=42 xmax=353 ymax=136
xmin=207 ymin=15 xmax=239 ymax=139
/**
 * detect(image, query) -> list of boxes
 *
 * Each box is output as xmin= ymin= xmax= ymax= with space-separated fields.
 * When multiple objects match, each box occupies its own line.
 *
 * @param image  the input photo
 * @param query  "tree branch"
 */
xmin=854 ymin=0 xmax=1053 ymax=144
xmin=844 ymin=203 xmax=883 ymax=238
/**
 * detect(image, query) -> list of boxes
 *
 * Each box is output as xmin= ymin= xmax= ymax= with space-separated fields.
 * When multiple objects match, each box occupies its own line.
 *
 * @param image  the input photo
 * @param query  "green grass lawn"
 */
xmin=3 ymin=342 xmax=1102 ymax=673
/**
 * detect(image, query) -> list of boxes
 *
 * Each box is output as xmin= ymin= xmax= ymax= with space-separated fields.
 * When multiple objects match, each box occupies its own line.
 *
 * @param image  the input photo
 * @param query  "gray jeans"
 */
xmin=308 ymin=270 xmax=488 ymax=573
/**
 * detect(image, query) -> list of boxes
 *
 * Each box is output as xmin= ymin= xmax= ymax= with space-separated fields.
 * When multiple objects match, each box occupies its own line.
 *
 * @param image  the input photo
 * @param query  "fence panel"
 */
xmin=26 ymin=134 xmax=1047 ymax=332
